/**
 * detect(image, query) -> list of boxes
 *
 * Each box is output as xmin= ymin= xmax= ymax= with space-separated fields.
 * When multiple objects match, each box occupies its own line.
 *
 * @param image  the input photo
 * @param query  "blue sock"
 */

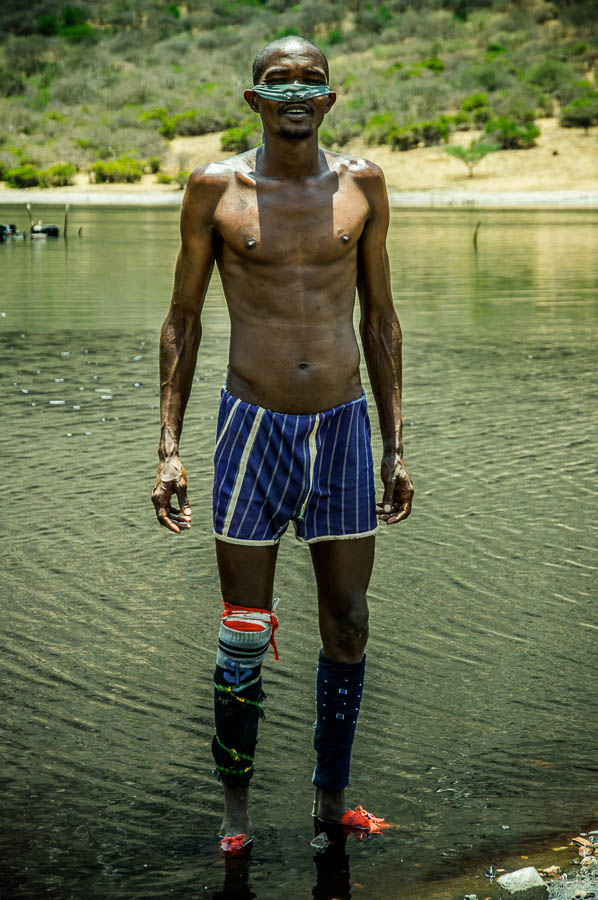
xmin=313 ymin=651 xmax=366 ymax=792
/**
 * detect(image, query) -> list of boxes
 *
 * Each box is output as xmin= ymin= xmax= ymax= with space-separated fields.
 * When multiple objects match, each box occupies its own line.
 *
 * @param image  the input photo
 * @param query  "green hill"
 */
xmin=0 ymin=0 xmax=596 ymax=185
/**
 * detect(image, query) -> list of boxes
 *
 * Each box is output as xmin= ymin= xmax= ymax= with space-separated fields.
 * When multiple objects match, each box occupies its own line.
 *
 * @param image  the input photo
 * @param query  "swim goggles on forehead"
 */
xmin=251 ymin=82 xmax=331 ymax=102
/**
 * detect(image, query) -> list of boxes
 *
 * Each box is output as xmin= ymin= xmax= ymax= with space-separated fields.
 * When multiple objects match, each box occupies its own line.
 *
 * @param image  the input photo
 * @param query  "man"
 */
xmin=152 ymin=35 xmax=413 ymax=852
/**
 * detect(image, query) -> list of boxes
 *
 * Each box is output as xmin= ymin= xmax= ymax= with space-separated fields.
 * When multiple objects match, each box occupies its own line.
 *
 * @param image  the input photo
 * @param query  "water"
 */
xmin=1 ymin=206 xmax=597 ymax=899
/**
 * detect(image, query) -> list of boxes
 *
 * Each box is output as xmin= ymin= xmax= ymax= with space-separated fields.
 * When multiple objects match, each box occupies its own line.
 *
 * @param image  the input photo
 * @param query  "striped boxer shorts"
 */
xmin=213 ymin=388 xmax=378 ymax=545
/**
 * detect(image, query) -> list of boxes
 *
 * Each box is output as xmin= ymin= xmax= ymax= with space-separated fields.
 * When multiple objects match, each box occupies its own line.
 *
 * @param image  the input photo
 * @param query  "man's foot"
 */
xmin=220 ymin=785 xmax=253 ymax=843
xmin=312 ymin=787 xmax=347 ymax=823
xmin=312 ymin=788 xmax=388 ymax=837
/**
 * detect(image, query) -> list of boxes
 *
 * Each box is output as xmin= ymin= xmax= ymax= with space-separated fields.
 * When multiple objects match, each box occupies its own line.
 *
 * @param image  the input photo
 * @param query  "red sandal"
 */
xmin=219 ymin=833 xmax=253 ymax=855
xmin=340 ymin=806 xmax=388 ymax=837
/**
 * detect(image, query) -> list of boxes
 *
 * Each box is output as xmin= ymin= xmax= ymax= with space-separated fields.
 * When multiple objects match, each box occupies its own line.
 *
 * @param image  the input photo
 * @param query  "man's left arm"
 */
xmin=356 ymin=164 xmax=414 ymax=525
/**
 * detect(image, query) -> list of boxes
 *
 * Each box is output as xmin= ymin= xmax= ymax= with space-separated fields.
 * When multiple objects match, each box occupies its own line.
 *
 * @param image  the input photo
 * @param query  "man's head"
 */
xmin=252 ymin=36 xmax=329 ymax=86
xmin=245 ymin=36 xmax=335 ymax=141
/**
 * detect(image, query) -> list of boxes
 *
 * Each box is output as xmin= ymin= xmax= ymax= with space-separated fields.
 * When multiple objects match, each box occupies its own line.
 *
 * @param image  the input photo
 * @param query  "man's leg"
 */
xmin=214 ymin=540 xmax=279 ymax=838
xmin=309 ymin=536 xmax=375 ymax=822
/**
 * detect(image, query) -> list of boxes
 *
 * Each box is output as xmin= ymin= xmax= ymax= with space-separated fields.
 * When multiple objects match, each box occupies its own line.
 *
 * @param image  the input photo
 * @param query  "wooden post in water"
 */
xmin=473 ymin=216 xmax=482 ymax=252
xmin=63 ymin=204 xmax=69 ymax=241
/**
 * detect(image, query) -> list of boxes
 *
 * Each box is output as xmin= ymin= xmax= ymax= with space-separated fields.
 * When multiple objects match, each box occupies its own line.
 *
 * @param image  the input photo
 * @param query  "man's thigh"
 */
xmin=215 ymin=540 xmax=279 ymax=610
xmin=309 ymin=536 xmax=375 ymax=611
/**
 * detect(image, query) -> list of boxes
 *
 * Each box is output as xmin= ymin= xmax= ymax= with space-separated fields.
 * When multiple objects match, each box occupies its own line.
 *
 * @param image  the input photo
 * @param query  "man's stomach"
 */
xmin=225 ymin=323 xmax=363 ymax=414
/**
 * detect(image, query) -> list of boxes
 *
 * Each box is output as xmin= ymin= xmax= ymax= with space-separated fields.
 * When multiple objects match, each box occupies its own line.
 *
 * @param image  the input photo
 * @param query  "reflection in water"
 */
xmin=214 ymin=855 xmax=256 ymax=900
xmin=0 ymin=207 xmax=597 ymax=899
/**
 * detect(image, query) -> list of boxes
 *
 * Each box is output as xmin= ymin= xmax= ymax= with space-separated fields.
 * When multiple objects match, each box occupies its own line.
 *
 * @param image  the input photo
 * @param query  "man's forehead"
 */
xmin=259 ymin=46 xmax=326 ymax=78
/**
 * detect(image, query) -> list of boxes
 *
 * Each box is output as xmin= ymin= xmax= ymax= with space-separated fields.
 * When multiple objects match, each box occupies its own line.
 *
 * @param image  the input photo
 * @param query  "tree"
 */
xmin=444 ymin=140 xmax=500 ymax=176
xmin=560 ymin=93 xmax=598 ymax=133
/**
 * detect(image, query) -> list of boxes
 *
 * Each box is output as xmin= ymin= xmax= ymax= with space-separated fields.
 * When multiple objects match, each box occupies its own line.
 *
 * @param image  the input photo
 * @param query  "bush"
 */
xmin=560 ymin=93 xmax=598 ymax=132
xmin=89 ymin=156 xmax=143 ymax=183
xmin=461 ymin=92 xmax=489 ymax=112
xmin=0 ymin=69 xmax=26 ymax=97
xmin=389 ymin=127 xmax=419 ymax=152
xmin=5 ymin=164 xmax=41 ymax=188
xmin=146 ymin=156 xmax=161 ymax=173
xmin=484 ymin=116 xmax=539 ymax=149
xmin=39 ymin=162 xmax=77 ymax=186
xmin=220 ymin=124 xmax=258 ymax=153
xmin=415 ymin=119 xmax=450 ymax=146
xmin=364 ymin=112 xmax=401 ymax=146
xmin=156 ymin=172 xmax=172 ymax=183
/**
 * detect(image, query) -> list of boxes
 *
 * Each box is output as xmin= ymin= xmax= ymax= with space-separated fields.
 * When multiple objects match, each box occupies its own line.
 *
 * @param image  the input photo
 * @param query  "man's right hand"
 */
xmin=151 ymin=455 xmax=192 ymax=533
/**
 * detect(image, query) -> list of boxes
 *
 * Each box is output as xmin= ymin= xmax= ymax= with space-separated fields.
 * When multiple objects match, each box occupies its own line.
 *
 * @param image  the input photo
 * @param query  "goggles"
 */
xmin=251 ymin=82 xmax=331 ymax=102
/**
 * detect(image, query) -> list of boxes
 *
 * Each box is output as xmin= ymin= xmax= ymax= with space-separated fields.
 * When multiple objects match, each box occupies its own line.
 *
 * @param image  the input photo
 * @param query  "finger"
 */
xmin=157 ymin=507 xmax=181 ymax=533
xmin=175 ymin=484 xmax=191 ymax=515
xmin=167 ymin=504 xmax=192 ymax=522
xmin=381 ymin=480 xmax=395 ymax=514
xmin=386 ymin=502 xmax=412 ymax=525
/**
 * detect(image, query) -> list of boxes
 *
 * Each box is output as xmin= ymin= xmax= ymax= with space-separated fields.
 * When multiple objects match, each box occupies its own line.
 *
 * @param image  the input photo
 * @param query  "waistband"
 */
xmin=220 ymin=387 xmax=366 ymax=421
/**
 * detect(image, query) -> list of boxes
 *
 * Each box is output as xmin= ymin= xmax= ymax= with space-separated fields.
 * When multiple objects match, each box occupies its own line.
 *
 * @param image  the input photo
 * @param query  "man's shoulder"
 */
xmin=187 ymin=151 xmax=257 ymax=192
xmin=323 ymin=149 xmax=386 ymax=187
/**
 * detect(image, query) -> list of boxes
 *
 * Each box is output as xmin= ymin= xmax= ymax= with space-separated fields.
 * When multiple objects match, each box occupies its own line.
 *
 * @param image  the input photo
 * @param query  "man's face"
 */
xmin=245 ymin=45 xmax=336 ymax=141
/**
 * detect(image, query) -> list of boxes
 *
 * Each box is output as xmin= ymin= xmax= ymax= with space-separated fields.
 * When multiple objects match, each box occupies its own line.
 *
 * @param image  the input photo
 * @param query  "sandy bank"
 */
xmin=1 ymin=119 xmax=596 ymax=209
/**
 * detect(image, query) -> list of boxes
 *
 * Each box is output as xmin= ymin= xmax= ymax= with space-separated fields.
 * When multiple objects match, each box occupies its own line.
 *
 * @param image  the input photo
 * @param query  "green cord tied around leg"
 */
xmin=213 ymin=734 xmax=255 ymax=776
xmin=214 ymin=675 xmax=265 ymax=718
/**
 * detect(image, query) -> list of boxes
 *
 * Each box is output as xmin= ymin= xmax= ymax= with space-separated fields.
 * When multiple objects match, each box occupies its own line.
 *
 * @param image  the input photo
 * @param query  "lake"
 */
xmin=1 ymin=204 xmax=597 ymax=899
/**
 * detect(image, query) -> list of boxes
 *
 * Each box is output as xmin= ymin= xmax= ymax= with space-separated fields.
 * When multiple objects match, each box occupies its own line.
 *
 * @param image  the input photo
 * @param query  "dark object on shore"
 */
xmin=33 ymin=223 xmax=60 ymax=237
xmin=0 ymin=224 xmax=25 ymax=241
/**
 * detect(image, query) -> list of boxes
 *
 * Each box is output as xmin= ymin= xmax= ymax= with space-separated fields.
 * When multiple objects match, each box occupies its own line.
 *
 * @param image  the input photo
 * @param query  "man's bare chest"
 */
xmin=212 ymin=175 xmax=369 ymax=265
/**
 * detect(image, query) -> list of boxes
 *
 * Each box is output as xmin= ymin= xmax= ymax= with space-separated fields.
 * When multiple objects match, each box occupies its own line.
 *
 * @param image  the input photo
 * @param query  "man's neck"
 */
xmin=256 ymin=133 xmax=323 ymax=180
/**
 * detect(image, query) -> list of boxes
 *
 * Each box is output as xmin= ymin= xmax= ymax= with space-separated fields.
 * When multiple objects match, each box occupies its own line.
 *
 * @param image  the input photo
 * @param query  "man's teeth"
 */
xmin=286 ymin=107 xmax=307 ymax=113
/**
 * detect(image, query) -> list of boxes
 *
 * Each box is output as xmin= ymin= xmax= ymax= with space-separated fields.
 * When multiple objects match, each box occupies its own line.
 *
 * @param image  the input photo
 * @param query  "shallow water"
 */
xmin=1 ymin=206 xmax=597 ymax=899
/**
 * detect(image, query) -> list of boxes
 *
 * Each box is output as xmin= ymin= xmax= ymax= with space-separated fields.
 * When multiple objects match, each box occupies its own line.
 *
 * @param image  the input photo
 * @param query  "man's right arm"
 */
xmin=152 ymin=167 xmax=222 ymax=533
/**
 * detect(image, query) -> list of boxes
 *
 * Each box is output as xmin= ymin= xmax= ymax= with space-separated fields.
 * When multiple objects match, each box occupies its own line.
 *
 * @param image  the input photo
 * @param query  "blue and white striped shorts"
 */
xmin=213 ymin=388 xmax=378 ymax=545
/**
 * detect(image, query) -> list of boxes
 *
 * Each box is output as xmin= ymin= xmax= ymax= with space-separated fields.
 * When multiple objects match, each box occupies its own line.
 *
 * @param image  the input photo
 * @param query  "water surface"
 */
xmin=1 ymin=205 xmax=597 ymax=899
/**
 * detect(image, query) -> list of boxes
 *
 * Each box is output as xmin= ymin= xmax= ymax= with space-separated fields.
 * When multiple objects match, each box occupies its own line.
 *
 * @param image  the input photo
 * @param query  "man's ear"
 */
xmin=325 ymin=91 xmax=337 ymax=113
xmin=243 ymin=89 xmax=260 ymax=113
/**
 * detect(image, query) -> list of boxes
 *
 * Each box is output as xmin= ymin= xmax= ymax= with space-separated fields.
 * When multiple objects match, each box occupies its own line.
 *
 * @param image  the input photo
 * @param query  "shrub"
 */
xmin=444 ymin=140 xmax=500 ymax=176
xmin=156 ymin=172 xmax=172 ymax=183
xmin=146 ymin=156 xmax=161 ymax=173
xmin=39 ymin=162 xmax=77 ymax=186
xmin=89 ymin=156 xmax=143 ymax=183
xmin=0 ymin=69 xmax=26 ymax=97
xmin=389 ymin=127 xmax=419 ymax=152
xmin=525 ymin=59 xmax=577 ymax=98
xmin=484 ymin=116 xmax=539 ymax=149
xmin=415 ymin=119 xmax=450 ymax=146
xmin=364 ymin=112 xmax=401 ymax=146
xmin=5 ymin=164 xmax=41 ymax=188
xmin=175 ymin=171 xmax=189 ymax=189
xmin=220 ymin=124 xmax=258 ymax=153
xmin=560 ymin=93 xmax=598 ymax=132
xmin=461 ymin=92 xmax=489 ymax=112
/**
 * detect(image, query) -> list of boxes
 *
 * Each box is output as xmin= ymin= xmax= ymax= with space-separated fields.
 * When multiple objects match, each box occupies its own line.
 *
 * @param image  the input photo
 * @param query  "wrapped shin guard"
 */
xmin=313 ymin=651 xmax=366 ymax=791
xmin=212 ymin=602 xmax=279 ymax=786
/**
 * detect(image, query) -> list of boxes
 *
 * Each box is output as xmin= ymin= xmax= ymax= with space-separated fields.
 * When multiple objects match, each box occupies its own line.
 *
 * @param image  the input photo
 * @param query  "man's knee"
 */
xmin=320 ymin=590 xmax=369 ymax=654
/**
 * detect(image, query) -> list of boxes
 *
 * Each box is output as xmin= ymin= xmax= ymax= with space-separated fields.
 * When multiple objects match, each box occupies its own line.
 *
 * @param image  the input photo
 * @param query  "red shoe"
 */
xmin=340 ymin=806 xmax=388 ymax=837
xmin=219 ymin=833 xmax=253 ymax=855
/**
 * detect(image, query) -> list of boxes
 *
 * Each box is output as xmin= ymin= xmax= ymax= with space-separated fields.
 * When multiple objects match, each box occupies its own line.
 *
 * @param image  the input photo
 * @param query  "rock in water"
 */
xmin=497 ymin=867 xmax=549 ymax=900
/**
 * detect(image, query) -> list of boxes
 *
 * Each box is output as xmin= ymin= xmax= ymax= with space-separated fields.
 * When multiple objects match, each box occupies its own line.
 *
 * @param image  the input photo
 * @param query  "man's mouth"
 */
xmin=281 ymin=103 xmax=311 ymax=119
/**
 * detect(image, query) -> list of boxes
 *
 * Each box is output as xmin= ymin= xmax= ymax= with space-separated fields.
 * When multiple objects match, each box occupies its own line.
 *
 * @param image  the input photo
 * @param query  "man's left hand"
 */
xmin=377 ymin=454 xmax=414 ymax=525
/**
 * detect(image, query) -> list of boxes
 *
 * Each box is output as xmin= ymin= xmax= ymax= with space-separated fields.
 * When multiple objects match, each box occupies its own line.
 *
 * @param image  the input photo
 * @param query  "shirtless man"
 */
xmin=152 ymin=36 xmax=413 ymax=850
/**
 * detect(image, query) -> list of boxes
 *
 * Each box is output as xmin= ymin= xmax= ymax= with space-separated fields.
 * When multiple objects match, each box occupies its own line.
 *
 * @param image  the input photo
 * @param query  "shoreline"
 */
xmin=1 ymin=187 xmax=598 ymax=209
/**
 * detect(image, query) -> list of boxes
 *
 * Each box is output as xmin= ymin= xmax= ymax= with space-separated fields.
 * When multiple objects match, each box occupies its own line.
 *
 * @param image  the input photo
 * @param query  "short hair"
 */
xmin=252 ymin=36 xmax=329 ymax=85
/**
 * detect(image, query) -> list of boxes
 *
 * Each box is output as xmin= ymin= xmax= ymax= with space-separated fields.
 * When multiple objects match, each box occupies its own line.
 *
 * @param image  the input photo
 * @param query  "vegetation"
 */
xmin=444 ymin=140 xmax=500 ymax=176
xmin=0 ymin=0 xmax=596 ymax=184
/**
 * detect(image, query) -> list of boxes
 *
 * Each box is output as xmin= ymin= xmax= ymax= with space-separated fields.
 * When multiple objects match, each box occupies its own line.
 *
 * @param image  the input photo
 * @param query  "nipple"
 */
xmin=245 ymin=238 xmax=257 ymax=249
xmin=341 ymin=234 xmax=350 ymax=243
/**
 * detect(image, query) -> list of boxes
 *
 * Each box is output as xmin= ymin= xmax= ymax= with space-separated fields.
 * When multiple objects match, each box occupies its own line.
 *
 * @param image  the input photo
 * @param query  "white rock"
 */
xmin=497 ymin=866 xmax=548 ymax=900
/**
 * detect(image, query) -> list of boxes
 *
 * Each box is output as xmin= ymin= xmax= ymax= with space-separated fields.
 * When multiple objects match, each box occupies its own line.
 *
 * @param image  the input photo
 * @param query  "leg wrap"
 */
xmin=212 ymin=601 xmax=279 ymax=786
xmin=313 ymin=651 xmax=366 ymax=792
xmin=213 ymin=663 xmax=264 ymax=786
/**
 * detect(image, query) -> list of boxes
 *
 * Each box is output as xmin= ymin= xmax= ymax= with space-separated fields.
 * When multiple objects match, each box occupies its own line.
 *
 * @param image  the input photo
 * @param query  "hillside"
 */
xmin=0 ymin=0 xmax=597 ymax=188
